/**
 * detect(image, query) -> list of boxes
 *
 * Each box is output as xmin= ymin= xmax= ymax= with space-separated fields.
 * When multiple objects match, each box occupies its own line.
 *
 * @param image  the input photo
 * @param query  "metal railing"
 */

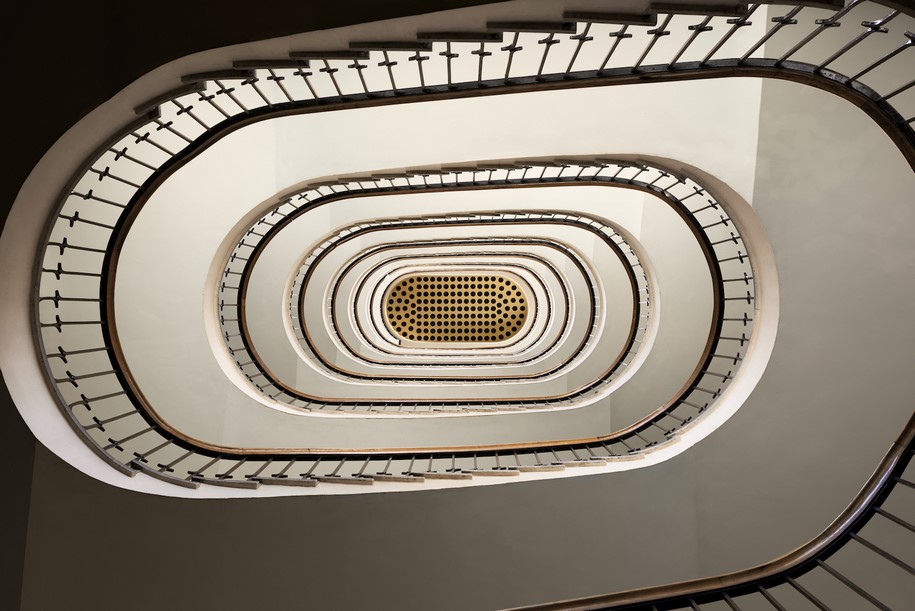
xmin=224 ymin=198 xmax=649 ymax=410
xmin=34 ymin=155 xmax=757 ymax=484
xmin=315 ymin=237 xmax=573 ymax=367
xmin=293 ymin=215 xmax=610 ymax=383
xmin=33 ymin=1 xmax=914 ymax=487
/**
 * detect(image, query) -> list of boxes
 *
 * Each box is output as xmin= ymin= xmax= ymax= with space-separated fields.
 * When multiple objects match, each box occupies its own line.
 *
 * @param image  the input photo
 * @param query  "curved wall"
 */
xmin=4 ymin=1 xmax=915 ymax=609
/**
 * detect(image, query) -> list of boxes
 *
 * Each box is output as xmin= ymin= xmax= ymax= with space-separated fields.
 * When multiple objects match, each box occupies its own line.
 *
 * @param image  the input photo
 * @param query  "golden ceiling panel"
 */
xmin=384 ymin=274 xmax=529 ymax=345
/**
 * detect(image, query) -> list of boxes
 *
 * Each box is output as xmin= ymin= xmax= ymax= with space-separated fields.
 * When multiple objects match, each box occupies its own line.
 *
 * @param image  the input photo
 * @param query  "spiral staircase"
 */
xmin=2 ymin=0 xmax=914 ymax=609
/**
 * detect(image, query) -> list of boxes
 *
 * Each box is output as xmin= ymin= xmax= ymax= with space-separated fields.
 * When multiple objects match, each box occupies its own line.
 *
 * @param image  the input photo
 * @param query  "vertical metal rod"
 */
xmin=48 ymin=344 xmax=109 ymax=359
xmin=199 ymin=89 xmax=232 ymax=119
xmin=503 ymin=32 xmax=521 ymax=79
xmin=243 ymin=77 xmax=272 ymax=106
xmin=722 ymin=592 xmax=742 ymax=610
xmin=320 ymin=60 xmax=344 ymax=97
xmin=327 ymin=458 xmax=347 ymax=477
xmin=849 ymin=34 xmax=914 ymax=81
xmin=213 ymin=79 xmax=248 ymax=112
xmin=90 ymin=165 xmax=143 ymax=188
xmin=170 ymin=99 xmax=210 ymax=130
xmin=701 ymin=4 xmax=760 ymax=65
xmin=189 ymin=456 xmax=221 ymax=478
xmin=302 ymin=458 xmax=322 ymax=478
xmin=785 ymin=576 xmax=832 ymax=611
xmin=159 ymin=450 xmax=194 ymax=472
xmin=411 ymin=52 xmax=429 ymax=88
xmin=739 ymin=7 xmax=804 ymax=64
xmin=875 ymin=507 xmax=915 ymax=534
xmin=850 ymin=533 xmax=915 ymax=575
xmin=879 ymin=78 xmax=915 ymax=101
xmin=536 ymin=33 xmax=558 ymax=77
xmin=103 ymin=427 xmax=154 ymax=451
xmin=131 ymin=130 xmax=177 ymax=156
xmin=441 ymin=42 xmax=455 ymax=87
xmin=566 ymin=22 xmax=593 ymax=74
xmin=246 ymin=459 xmax=273 ymax=479
xmin=379 ymin=456 xmax=393 ymax=474
xmin=108 ymin=145 xmax=158 ymax=171
xmin=757 ymin=585 xmax=787 ymax=611
xmin=215 ymin=458 xmax=246 ymax=479
xmin=294 ymin=68 xmax=319 ymax=99
xmin=381 ymin=51 xmax=399 ymax=92
xmin=816 ymin=559 xmax=891 ymax=611
xmin=272 ymin=459 xmax=295 ymax=477
xmin=600 ymin=442 xmax=617 ymax=457
xmin=599 ymin=26 xmax=630 ymax=71
xmin=670 ymin=16 xmax=713 ymax=65
xmin=267 ymin=68 xmax=295 ymax=102
xmin=348 ymin=61 xmax=369 ymax=94
xmin=634 ymin=15 xmax=673 ymax=70
xmin=776 ymin=1 xmax=862 ymax=66
xmin=817 ymin=12 xmax=899 ymax=71
xmin=85 ymin=409 xmax=139 ymax=430
xmin=133 ymin=439 xmax=171 ymax=461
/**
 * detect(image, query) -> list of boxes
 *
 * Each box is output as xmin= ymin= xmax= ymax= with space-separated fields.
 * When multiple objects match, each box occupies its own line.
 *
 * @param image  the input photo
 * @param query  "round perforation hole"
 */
xmin=385 ymin=274 xmax=528 ymax=344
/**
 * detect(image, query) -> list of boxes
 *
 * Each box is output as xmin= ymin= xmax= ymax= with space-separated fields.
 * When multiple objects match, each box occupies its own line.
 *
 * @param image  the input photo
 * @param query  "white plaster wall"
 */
xmin=112 ymin=85 xmax=735 ymax=449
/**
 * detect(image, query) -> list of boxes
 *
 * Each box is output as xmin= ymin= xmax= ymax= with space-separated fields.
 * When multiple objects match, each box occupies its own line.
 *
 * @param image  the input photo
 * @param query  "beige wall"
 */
xmin=8 ymin=2 xmax=915 ymax=610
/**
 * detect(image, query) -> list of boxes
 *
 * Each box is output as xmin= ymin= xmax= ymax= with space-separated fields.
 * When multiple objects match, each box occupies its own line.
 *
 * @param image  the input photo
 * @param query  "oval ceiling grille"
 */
xmin=385 ymin=274 xmax=529 ymax=344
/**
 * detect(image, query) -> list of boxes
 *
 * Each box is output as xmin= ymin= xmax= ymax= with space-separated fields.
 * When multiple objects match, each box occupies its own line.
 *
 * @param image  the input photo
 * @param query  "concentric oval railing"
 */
xmin=289 ymin=213 xmax=617 ymax=387
xmin=316 ymin=237 xmax=573 ymax=371
xmin=223 ymin=189 xmax=651 ymax=411
xmin=33 ymin=0 xmax=914 ymax=489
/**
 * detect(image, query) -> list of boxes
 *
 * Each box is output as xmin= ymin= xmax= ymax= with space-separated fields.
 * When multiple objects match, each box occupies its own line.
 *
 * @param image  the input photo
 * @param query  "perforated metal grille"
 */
xmin=385 ymin=274 xmax=528 ymax=344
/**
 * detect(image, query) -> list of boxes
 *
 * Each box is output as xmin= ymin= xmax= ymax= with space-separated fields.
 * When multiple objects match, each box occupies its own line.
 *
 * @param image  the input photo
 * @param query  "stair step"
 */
xmin=518 ymin=464 xmax=565 ymax=472
xmin=260 ymin=477 xmax=317 ymax=487
xmin=422 ymin=471 xmax=473 ymax=480
xmin=192 ymin=476 xmax=261 ymax=490
xmin=316 ymin=475 xmax=374 ymax=486
xmin=562 ymin=460 xmax=607 ymax=468
xmin=466 ymin=469 xmax=521 ymax=476
xmin=373 ymin=474 xmax=425 ymax=483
